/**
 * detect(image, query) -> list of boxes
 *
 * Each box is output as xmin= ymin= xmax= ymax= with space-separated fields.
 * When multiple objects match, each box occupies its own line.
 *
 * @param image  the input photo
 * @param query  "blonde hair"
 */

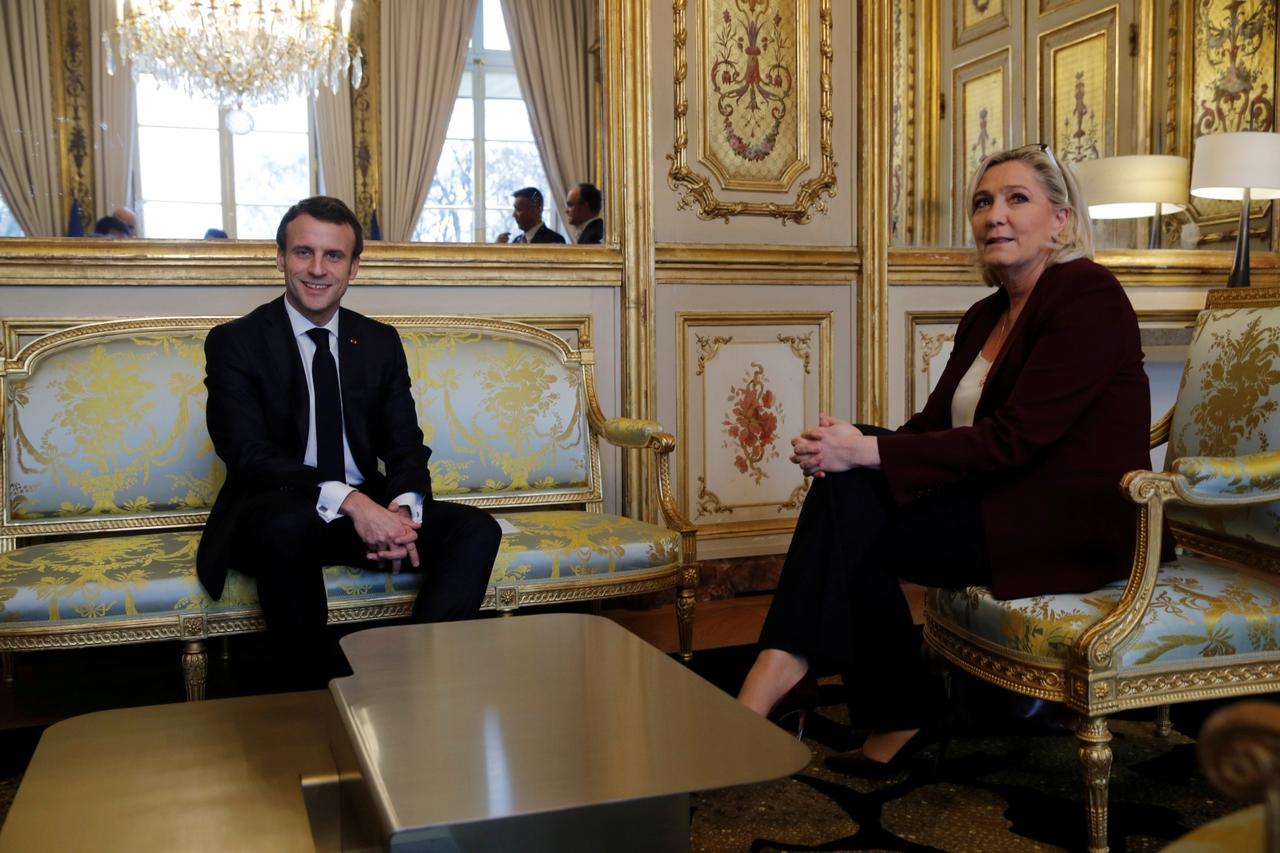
xmin=967 ymin=145 xmax=1093 ymax=287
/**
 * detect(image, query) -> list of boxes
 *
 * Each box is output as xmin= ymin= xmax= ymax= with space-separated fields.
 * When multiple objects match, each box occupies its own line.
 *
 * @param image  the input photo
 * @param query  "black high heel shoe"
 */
xmin=823 ymin=727 xmax=944 ymax=778
xmin=766 ymin=673 xmax=820 ymax=740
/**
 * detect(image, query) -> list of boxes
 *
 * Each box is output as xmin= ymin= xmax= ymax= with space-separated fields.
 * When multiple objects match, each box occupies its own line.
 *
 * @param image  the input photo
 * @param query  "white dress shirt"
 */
xmin=283 ymin=300 xmax=424 ymax=523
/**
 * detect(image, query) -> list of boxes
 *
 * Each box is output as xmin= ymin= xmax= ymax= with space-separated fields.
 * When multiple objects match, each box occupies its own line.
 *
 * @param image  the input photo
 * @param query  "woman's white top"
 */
xmin=950 ymin=352 xmax=992 ymax=428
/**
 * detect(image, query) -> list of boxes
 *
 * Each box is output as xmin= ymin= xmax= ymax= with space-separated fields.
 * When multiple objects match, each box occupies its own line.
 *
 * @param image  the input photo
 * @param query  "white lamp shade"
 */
xmin=1190 ymin=132 xmax=1280 ymax=200
xmin=1074 ymin=155 xmax=1189 ymax=219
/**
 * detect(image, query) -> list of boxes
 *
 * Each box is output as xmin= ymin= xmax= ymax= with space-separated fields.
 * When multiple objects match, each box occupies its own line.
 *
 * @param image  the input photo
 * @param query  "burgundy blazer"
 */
xmin=878 ymin=258 xmax=1172 ymax=599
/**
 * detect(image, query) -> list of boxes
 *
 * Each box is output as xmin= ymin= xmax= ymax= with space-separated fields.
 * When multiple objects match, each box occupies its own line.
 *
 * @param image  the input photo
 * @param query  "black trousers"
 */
xmin=758 ymin=426 xmax=990 ymax=730
xmin=228 ymin=489 xmax=501 ymax=673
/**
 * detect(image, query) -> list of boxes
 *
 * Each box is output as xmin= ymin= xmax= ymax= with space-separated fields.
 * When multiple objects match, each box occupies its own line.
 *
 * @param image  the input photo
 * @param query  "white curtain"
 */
xmin=90 ymin=0 xmax=137 ymax=229
xmin=500 ymin=0 xmax=594 ymax=214
xmin=380 ymin=0 xmax=477 ymax=241
xmin=315 ymin=78 xmax=355 ymax=207
xmin=0 ymin=2 xmax=62 ymax=236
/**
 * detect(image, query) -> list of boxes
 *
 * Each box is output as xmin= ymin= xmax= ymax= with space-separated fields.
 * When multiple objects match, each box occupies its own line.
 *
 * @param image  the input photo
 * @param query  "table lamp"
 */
xmin=1190 ymin=131 xmax=1280 ymax=287
xmin=1073 ymin=155 xmax=1189 ymax=249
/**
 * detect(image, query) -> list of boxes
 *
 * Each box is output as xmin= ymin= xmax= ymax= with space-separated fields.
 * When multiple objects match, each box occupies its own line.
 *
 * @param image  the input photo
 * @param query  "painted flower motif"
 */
xmin=722 ymin=363 xmax=783 ymax=484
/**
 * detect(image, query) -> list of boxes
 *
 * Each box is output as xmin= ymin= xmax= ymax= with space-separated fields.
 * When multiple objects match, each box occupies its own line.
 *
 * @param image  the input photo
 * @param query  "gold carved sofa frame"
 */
xmin=0 ymin=316 xmax=697 ymax=699
xmin=924 ymin=286 xmax=1280 ymax=852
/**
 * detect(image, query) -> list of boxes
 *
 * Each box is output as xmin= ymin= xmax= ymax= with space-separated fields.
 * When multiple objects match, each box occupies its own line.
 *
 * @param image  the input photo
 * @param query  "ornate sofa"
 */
xmin=924 ymin=286 xmax=1280 ymax=852
xmin=0 ymin=316 xmax=696 ymax=699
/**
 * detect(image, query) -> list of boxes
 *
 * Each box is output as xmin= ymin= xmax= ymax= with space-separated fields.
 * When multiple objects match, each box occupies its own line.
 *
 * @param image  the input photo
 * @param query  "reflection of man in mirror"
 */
xmin=566 ymin=183 xmax=604 ymax=245
xmin=496 ymin=187 xmax=565 ymax=244
xmin=92 ymin=216 xmax=132 ymax=239
xmin=198 ymin=196 xmax=501 ymax=688
xmin=111 ymin=206 xmax=138 ymax=236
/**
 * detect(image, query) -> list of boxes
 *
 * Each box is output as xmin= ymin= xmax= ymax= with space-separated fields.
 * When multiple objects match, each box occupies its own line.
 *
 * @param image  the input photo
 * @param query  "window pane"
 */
xmin=413 ymin=207 xmax=475 ymax=242
xmin=485 ymin=99 xmax=534 ymax=142
xmin=426 ymin=140 xmax=475 ymax=206
xmin=233 ymin=131 xmax=310 ymax=204
xmin=484 ymin=141 xmax=548 ymax=207
xmin=138 ymin=127 xmax=221 ymax=201
xmin=142 ymin=201 xmax=223 ymax=238
xmin=135 ymin=74 xmax=218 ymax=128
xmin=485 ymin=208 xmax=510 ymax=243
xmin=0 ymin=194 xmax=23 ymax=236
xmin=243 ymin=98 xmax=307 ymax=133
xmin=481 ymin=0 xmax=510 ymax=51
xmin=446 ymin=98 xmax=475 ymax=139
xmin=458 ymin=71 xmax=472 ymax=97
xmin=485 ymin=71 xmax=522 ymax=99
xmin=236 ymin=204 xmax=291 ymax=239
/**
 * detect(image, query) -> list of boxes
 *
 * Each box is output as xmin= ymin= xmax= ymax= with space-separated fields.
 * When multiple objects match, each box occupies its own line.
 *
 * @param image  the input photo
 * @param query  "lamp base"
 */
xmin=1227 ymin=189 xmax=1251 ymax=288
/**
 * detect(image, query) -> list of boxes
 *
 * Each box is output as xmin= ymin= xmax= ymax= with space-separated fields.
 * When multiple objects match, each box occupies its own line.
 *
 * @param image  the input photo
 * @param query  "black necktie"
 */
xmin=306 ymin=327 xmax=345 ymax=482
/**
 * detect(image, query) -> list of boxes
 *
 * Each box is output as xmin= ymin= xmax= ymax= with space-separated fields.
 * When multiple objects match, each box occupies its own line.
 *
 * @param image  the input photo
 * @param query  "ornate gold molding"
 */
xmin=351 ymin=0 xmax=381 ymax=234
xmin=46 ymin=0 xmax=94 ymax=231
xmin=666 ymin=0 xmax=837 ymax=223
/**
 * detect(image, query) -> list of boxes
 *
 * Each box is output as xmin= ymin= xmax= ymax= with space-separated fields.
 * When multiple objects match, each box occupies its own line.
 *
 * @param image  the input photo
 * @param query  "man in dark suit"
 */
xmin=197 ymin=196 xmax=501 ymax=683
xmin=565 ymin=182 xmax=604 ymax=244
xmin=496 ymin=187 xmax=566 ymax=244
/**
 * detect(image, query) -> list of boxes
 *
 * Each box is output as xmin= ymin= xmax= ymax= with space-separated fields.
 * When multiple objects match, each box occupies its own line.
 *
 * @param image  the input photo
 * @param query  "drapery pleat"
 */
xmin=379 ymin=0 xmax=477 ymax=241
xmin=90 ymin=0 xmax=137 ymax=231
xmin=500 ymin=0 xmax=594 ymax=217
xmin=315 ymin=78 xmax=355 ymax=208
xmin=0 ymin=2 xmax=62 ymax=236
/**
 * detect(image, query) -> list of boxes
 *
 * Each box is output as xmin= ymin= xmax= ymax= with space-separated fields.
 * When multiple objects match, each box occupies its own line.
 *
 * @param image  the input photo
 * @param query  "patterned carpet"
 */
xmin=685 ymin=648 xmax=1239 ymax=852
xmin=0 ymin=642 xmax=1242 ymax=851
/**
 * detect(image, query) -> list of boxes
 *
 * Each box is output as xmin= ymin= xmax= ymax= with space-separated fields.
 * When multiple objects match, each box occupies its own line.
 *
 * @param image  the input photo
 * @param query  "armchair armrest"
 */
xmin=1171 ymin=450 xmax=1280 ymax=505
xmin=601 ymin=417 xmax=673 ymax=451
xmin=1149 ymin=406 xmax=1172 ymax=450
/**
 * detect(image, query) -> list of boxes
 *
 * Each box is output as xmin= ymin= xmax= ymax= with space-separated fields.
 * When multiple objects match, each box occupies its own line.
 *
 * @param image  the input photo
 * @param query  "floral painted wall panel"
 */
xmin=1187 ymin=0 xmax=1278 ymax=232
xmin=699 ymin=0 xmax=809 ymax=190
xmin=956 ymin=0 xmax=1009 ymax=46
xmin=1040 ymin=10 xmax=1116 ymax=164
xmin=678 ymin=314 xmax=830 ymax=537
xmin=952 ymin=49 xmax=1010 ymax=242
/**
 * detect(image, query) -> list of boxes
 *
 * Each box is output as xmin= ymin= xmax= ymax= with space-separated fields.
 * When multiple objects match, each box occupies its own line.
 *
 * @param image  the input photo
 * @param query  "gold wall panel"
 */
xmin=698 ymin=0 xmax=809 ymax=190
xmin=891 ymin=0 xmax=916 ymax=244
xmin=956 ymin=0 xmax=1010 ymax=47
xmin=952 ymin=49 xmax=1011 ymax=242
xmin=350 ymin=0 xmax=381 ymax=235
xmin=676 ymin=312 xmax=831 ymax=538
xmin=1040 ymin=9 xmax=1117 ymax=162
xmin=46 ymin=0 xmax=94 ymax=232
xmin=667 ymin=0 xmax=836 ymax=223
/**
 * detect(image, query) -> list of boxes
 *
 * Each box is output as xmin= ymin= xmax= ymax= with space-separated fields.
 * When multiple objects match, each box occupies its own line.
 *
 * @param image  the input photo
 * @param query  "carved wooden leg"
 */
xmin=0 ymin=651 xmax=12 ymax=685
xmin=1154 ymin=704 xmax=1172 ymax=737
xmin=217 ymin=636 xmax=232 ymax=662
xmin=182 ymin=639 xmax=208 ymax=701
xmin=676 ymin=587 xmax=695 ymax=662
xmin=1078 ymin=715 xmax=1113 ymax=853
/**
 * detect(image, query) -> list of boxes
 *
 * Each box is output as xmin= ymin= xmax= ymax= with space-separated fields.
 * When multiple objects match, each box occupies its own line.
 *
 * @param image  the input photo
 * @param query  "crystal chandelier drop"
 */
xmin=105 ymin=0 xmax=363 ymax=133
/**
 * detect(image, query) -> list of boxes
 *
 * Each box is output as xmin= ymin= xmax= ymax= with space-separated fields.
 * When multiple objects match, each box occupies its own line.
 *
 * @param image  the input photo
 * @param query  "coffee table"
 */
xmin=329 ymin=613 xmax=810 ymax=851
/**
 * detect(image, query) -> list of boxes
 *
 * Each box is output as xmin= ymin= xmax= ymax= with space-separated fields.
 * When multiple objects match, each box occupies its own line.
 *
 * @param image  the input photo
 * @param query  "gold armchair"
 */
xmin=924 ymin=286 xmax=1280 ymax=853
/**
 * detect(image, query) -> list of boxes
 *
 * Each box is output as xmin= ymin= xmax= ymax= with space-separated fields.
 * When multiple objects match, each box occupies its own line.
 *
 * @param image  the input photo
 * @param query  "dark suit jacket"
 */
xmin=513 ymin=224 xmax=566 ymax=244
xmin=877 ymin=258 xmax=1172 ymax=599
xmin=196 ymin=297 xmax=432 ymax=599
xmin=576 ymin=218 xmax=604 ymax=244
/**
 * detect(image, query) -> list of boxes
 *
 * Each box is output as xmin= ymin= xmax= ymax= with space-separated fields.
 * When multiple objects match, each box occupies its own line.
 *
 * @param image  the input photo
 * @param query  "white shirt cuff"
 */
xmin=391 ymin=492 xmax=425 ymax=523
xmin=317 ymin=481 xmax=356 ymax=523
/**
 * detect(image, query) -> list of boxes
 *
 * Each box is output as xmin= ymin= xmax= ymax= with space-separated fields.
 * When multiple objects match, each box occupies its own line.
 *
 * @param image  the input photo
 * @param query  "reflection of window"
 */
xmin=414 ymin=0 xmax=557 ymax=242
xmin=0 ymin=194 xmax=22 ymax=237
xmin=134 ymin=73 xmax=312 ymax=239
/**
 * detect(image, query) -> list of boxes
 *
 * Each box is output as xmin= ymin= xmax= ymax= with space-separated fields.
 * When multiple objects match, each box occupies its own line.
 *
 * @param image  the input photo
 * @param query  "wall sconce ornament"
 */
xmin=667 ymin=0 xmax=837 ymax=224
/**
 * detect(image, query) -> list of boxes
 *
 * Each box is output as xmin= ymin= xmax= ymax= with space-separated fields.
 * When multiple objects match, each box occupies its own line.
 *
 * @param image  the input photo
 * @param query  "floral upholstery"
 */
xmin=0 ymin=513 xmax=679 ymax=625
xmin=1166 ymin=305 xmax=1280 ymax=547
xmin=926 ymin=556 xmax=1280 ymax=671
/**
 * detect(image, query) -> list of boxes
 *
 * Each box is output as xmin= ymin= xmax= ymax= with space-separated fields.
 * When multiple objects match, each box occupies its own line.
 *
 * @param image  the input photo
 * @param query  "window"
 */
xmin=414 ymin=0 xmax=558 ymax=242
xmin=0 ymin=194 xmax=22 ymax=237
xmin=134 ymin=74 xmax=312 ymax=239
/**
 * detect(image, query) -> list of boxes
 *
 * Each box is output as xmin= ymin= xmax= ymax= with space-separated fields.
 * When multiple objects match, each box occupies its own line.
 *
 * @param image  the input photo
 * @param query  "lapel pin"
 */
xmin=349 ymin=338 xmax=358 ymax=345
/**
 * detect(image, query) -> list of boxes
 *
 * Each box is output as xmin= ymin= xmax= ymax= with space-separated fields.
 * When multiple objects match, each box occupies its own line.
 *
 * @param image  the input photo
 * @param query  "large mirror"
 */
xmin=0 ymin=0 xmax=608 ymax=246
xmin=888 ymin=0 xmax=1278 ymax=255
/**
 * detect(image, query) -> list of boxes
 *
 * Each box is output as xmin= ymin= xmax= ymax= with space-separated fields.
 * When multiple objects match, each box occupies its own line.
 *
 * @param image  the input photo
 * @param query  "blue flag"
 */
xmin=369 ymin=209 xmax=381 ymax=241
xmin=65 ymin=199 xmax=84 ymax=237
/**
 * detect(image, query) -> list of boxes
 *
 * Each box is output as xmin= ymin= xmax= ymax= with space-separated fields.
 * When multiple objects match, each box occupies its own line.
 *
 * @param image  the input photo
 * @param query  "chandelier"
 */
xmin=105 ymin=0 xmax=363 ymax=133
